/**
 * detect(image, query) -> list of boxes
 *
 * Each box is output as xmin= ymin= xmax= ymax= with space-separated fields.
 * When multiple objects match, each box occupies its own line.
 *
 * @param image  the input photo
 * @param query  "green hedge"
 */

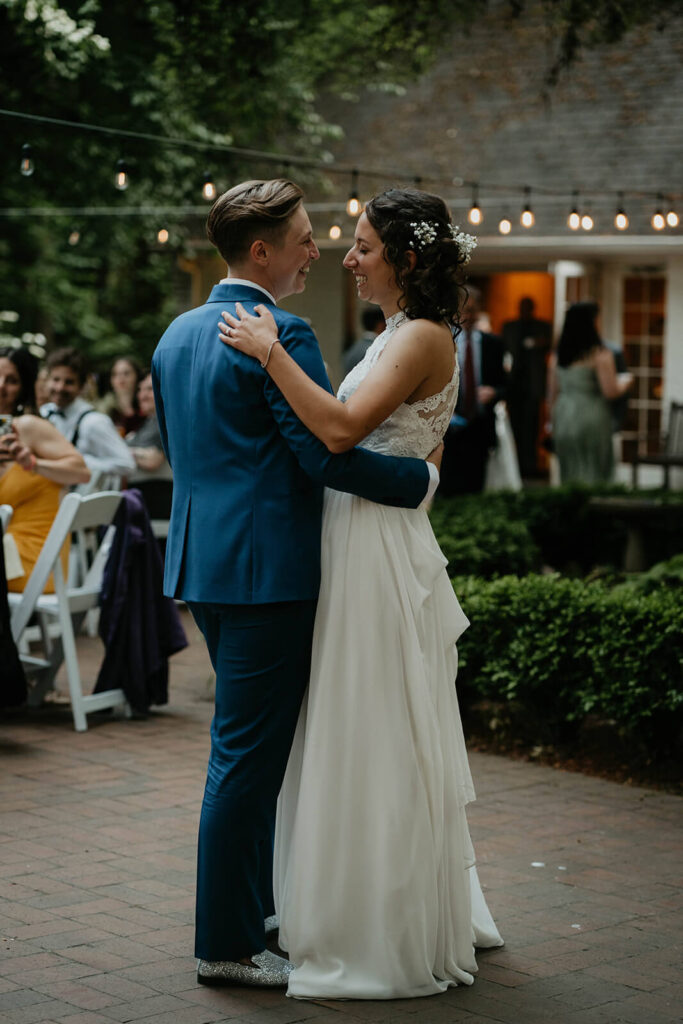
xmin=431 ymin=485 xmax=683 ymax=578
xmin=453 ymin=573 xmax=683 ymax=753
xmin=428 ymin=498 xmax=540 ymax=578
xmin=616 ymin=553 xmax=683 ymax=595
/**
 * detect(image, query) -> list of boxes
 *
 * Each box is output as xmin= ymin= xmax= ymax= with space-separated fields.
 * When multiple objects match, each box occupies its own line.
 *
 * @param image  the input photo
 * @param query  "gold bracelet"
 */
xmin=261 ymin=339 xmax=280 ymax=369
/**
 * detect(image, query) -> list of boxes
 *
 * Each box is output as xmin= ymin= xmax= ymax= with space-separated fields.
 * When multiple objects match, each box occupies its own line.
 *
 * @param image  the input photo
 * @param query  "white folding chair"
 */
xmin=130 ymin=479 xmax=172 ymax=542
xmin=1 ymin=503 xmax=24 ymax=584
xmin=8 ymin=491 xmax=128 ymax=732
xmin=150 ymin=519 xmax=170 ymax=539
xmin=71 ymin=472 xmax=123 ymax=638
xmin=77 ymin=469 xmax=123 ymax=496
xmin=0 ymin=504 xmax=13 ymax=531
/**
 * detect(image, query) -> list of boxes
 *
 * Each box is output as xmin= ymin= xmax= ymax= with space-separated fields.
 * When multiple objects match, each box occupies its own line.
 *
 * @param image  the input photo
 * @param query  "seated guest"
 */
xmin=41 ymin=347 xmax=136 ymax=487
xmin=0 ymin=346 xmax=89 ymax=593
xmin=99 ymin=356 xmax=146 ymax=436
xmin=126 ymin=373 xmax=171 ymax=480
xmin=34 ymin=366 xmax=50 ymax=408
xmin=126 ymin=372 xmax=172 ymax=520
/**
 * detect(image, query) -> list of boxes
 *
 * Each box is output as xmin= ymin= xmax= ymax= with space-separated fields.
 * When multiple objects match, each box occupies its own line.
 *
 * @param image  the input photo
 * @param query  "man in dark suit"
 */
xmin=440 ymin=287 xmax=507 ymax=495
xmin=152 ymin=180 xmax=438 ymax=988
xmin=502 ymin=297 xmax=552 ymax=478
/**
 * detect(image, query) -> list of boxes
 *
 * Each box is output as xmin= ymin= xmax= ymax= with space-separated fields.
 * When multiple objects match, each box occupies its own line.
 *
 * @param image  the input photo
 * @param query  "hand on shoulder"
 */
xmin=219 ymin=302 xmax=279 ymax=365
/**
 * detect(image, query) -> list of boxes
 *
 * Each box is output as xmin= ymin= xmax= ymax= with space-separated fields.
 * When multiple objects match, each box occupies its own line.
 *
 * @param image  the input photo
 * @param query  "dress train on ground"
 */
xmin=274 ymin=489 xmax=503 ymax=1000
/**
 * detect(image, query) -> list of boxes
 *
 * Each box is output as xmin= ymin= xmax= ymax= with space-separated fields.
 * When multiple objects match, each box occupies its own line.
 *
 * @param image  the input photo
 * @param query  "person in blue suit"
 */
xmin=151 ymin=179 xmax=439 ymax=988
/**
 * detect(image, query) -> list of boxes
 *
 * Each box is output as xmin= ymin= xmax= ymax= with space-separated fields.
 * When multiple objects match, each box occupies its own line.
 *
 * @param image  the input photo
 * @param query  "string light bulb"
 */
xmin=520 ymin=187 xmax=534 ymax=228
xmin=666 ymin=204 xmax=679 ymax=228
xmin=157 ymin=228 xmax=169 ymax=244
xmin=568 ymin=191 xmax=580 ymax=230
xmin=346 ymin=169 xmax=361 ymax=217
xmin=201 ymin=172 xmax=217 ymax=201
xmin=581 ymin=213 xmax=594 ymax=231
xmin=68 ymin=228 xmax=80 ymax=246
xmin=328 ymin=223 xmax=342 ymax=241
xmin=614 ymin=194 xmax=628 ymax=230
xmin=20 ymin=143 xmax=34 ymax=177
xmin=114 ymin=159 xmax=129 ymax=191
xmin=652 ymin=195 xmax=665 ymax=230
xmin=498 ymin=215 xmax=511 ymax=235
xmin=468 ymin=185 xmax=482 ymax=226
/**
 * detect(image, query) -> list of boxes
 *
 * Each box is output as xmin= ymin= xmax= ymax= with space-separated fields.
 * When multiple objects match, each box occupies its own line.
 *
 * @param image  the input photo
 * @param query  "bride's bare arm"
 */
xmin=220 ymin=303 xmax=446 ymax=453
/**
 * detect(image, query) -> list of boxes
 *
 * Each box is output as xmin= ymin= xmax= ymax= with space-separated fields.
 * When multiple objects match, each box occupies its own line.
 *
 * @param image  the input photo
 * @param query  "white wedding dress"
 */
xmin=274 ymin=312 xmax=503 ymax=1000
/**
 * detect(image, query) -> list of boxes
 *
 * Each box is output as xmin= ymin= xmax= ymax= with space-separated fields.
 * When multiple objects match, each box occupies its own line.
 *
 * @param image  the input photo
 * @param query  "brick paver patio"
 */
xmin=1 ymin=609 xmax=681 ymax=1024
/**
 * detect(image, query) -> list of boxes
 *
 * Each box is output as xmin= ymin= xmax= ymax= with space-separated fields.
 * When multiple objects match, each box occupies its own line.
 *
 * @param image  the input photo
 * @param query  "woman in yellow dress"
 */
xmin=0 ymin=347 xmax=89 ymax=593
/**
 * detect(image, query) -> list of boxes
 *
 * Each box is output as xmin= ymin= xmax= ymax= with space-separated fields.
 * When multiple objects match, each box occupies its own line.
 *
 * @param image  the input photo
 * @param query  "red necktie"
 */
xmin=463 ymin=331 xmax=476 ymax=420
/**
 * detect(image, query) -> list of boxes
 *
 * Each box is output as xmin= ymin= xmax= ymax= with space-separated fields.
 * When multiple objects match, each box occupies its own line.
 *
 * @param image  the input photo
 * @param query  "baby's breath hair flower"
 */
xmin=409 ymin=221 xmax=437 ymax=249
xmin=449 ymin=225 xmax=478 ymax=263
xmin=408 ymin=220 xmax=478 ymax=263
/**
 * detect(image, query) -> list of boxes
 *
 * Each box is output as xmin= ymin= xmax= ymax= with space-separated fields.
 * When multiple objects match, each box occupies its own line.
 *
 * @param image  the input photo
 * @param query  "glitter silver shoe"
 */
xmin=264 ymin=913 xmax=279 ymax=935
xmin=197 ymin=949 xmax=293 ymax=988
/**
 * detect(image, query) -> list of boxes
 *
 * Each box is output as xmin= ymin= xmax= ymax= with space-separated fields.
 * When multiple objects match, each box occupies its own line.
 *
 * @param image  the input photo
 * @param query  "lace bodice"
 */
xmin=338 ymin=312 xmax=459 ymax=458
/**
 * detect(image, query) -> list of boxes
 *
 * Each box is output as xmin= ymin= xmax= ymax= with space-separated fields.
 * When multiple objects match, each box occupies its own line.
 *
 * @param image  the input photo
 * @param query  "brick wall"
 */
xmin=320 ymin=3 xmax=683 ymax=237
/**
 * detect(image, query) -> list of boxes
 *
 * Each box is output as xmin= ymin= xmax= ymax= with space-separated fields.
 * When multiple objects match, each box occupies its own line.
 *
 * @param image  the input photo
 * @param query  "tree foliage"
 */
xmin=532 ymin=0 xmax=683 ymax=82
xmin=0 ymin=0 xmax=479 ymax=365
xmin=0 ymin=0 xmax=679 ymax=366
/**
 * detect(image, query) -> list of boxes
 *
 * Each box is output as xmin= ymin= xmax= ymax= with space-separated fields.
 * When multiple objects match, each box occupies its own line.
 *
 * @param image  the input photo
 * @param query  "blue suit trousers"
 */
xmin=189 ymin=599 xmax=317 ymax=961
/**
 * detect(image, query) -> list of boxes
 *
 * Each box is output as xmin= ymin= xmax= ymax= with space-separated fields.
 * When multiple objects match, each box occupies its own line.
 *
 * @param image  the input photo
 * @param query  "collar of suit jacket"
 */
xmin=208 ymin=280 xmax=276 ymax=306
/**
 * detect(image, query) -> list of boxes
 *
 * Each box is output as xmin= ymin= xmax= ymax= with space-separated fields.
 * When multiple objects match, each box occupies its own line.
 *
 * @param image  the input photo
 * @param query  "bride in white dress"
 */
xmin=220 ymin=187 xmax=503 ymax=1000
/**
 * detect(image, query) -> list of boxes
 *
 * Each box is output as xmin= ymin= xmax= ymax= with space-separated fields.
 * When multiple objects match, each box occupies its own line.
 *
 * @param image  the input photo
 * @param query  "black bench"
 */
xmin=589 ymin=496 xmax=683 ymax=571
xmin=632 ymin=401 xmax=683 ymax=489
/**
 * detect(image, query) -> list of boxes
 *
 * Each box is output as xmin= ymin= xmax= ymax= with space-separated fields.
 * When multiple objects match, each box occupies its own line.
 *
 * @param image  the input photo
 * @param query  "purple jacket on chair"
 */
xmin=95 ymin=489 xmax=187 ymax=714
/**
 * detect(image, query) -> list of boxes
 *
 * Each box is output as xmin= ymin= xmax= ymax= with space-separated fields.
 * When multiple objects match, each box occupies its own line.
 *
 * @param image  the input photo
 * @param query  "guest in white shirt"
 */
xmin=40 ymin=347 xmax=136 ymax=486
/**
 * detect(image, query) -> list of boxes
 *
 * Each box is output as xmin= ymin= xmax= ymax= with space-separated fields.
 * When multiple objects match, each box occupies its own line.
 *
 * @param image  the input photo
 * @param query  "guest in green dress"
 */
xmin=549 ymin=302 xmax=632 ymax=484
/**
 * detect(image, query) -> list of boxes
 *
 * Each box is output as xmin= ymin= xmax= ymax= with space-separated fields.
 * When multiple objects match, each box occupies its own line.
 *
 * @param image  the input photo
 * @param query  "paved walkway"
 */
xmin=1 ymin=610 xmax=681 ymax=1024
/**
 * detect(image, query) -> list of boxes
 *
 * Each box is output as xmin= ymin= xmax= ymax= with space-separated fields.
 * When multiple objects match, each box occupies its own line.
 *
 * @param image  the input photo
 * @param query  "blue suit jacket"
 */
xmin=152 ymin=283 xmax=429 ymax=604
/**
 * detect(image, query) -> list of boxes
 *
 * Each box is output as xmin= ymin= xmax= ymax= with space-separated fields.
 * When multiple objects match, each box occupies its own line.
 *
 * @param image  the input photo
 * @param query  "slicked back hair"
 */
xmin=206 ymin=179 xmax=304 ymax=264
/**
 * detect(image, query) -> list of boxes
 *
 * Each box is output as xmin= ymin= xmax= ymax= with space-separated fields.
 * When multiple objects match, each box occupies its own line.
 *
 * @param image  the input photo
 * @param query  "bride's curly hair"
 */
xmin=364 ymin=188 xmax=471 ymax=326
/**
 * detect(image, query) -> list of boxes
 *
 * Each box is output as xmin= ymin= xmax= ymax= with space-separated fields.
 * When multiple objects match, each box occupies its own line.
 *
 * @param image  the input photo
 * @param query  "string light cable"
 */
xmin=1 ymin=108 xmax=681 ymax=232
